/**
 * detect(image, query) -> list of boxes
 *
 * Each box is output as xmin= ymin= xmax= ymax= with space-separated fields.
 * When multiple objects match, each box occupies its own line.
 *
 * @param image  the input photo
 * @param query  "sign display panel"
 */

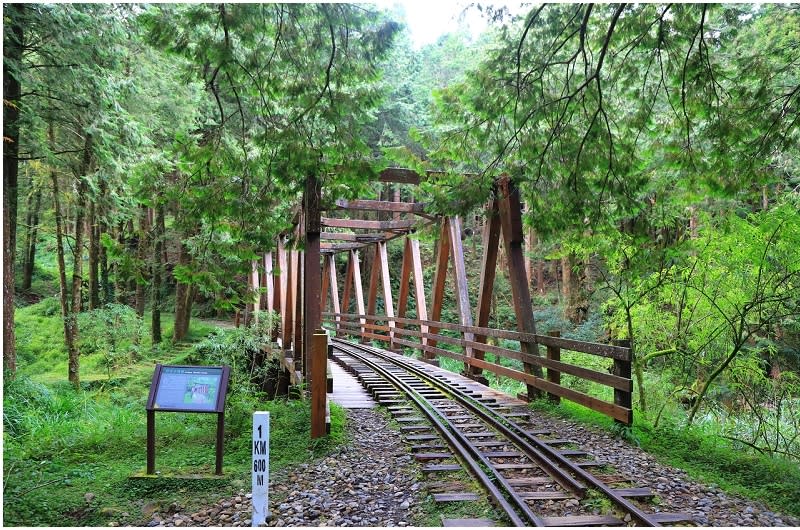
xmin=147 ymin=365 xmax=229 ymax=413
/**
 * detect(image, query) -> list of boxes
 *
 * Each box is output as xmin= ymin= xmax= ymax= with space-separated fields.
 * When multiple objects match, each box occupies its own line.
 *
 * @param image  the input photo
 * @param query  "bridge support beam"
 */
xmin=426 ymin=218 xmax=450 ymax=363
xmin=396 ymin=237 xmax=428 ymax=347
xmin=471 ymin=194 xmax=502 ymax=385
xmin=250 ymin=259 xmax=260 ymax=325
xmin=321 ymin=254 xmax=341 ymax=335
xmin=341 ymin=249 xmax=366 ymax=340
xmin=377 ymin=242 xmax=396 ymax=350
xmin=448 ymin=215 xmax=475 ymax=373
xmin=304 ymin=175 xmax=322 ymax=381
xmin=261 ymin=252 xmax=274 ymax=313
xmin=497 ymin=176 xmax=543 ymax=400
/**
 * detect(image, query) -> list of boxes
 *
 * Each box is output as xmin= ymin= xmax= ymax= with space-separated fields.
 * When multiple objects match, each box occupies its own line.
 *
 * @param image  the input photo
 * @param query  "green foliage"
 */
xmin=185 ymin=312 xmax=279 ymax=395
xmin=420 ymin=4 xmax=799 ymax=231
xmin=77 ymin=304 xmax=144 ymax=377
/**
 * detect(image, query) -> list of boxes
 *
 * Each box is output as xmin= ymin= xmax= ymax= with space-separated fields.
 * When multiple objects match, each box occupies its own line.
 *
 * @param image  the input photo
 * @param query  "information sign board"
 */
xmin=146 ymin=365 xmax=229 ymax=413
xmin=145 ymin=364 xmax=230 ymax=475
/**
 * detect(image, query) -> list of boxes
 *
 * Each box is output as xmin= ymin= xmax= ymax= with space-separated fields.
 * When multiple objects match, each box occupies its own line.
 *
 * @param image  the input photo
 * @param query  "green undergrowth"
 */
xmin=4 ymin=301 xmax=348 ymax=527
xmin=528 ymin=398 xmax=800 ymax=518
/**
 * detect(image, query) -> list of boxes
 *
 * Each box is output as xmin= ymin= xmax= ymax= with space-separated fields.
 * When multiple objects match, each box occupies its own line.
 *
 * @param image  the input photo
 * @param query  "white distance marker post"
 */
xmin=252 ymin=412 xmax=270 ymax=527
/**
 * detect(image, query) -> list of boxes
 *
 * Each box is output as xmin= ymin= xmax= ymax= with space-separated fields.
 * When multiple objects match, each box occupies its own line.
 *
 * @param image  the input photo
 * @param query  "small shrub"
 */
xmin=78 ymin=304 xmax=144 ymax=377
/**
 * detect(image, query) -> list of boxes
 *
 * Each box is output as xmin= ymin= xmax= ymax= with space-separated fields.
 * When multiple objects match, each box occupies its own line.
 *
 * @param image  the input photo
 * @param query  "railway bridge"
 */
xmin=243 ymin=168 xmax=633 ymax=432
xmin=236 ymin=168 xmax=697 ymax=526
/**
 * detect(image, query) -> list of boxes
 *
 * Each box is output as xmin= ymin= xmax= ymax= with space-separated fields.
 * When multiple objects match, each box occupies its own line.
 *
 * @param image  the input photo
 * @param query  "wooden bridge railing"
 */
xmin=323 ymin=311 xmax=633 ymax=425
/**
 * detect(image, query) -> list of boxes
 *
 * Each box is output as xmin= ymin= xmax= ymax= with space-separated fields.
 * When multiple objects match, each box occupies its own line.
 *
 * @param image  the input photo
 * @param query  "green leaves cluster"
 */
xmin=421 ymin=4 xmax=799 ymax=234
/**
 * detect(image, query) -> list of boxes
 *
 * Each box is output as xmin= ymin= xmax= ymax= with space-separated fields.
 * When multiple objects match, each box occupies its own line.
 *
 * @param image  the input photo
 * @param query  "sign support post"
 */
xmin=146 ymin=410 xmax=156 ymax=475
xmin=252 ymin=412 xmax=270 ymax=527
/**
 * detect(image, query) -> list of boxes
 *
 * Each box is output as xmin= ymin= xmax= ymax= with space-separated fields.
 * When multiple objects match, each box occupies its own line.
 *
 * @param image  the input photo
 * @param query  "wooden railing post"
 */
xmin=612 ymin=339 xmax=633 ymax=425
xmin=546 ymin=330 xmax=561 ymax=403
xmin=310 ymin=329 xmax=328 ymax=439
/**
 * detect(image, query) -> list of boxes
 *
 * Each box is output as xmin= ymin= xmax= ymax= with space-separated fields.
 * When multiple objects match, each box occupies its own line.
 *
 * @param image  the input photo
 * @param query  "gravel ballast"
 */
xmin=138 ymin=406 xmax=799 ymax=527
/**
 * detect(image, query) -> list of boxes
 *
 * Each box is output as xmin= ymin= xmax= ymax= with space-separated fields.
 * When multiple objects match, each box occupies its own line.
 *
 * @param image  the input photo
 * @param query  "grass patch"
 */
xmin=528 ymin=398 xmax=800 ymax=518
xmin=4 ymin=301 xmax=347 ymax=527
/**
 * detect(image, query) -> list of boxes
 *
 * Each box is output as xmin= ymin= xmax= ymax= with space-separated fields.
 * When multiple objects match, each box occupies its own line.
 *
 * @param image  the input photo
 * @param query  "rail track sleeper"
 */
xmin=538 ymin=439 xmax=573 ymax=445
xmin=482 ymin=451 xmax=524 ymax=458
xmin=387 ymin=406 xmax=413 ymax=411
xmin=400 ymin=426 xmax=432 ymax=432
xmin=441 ymin=518 xmax=496 ymax=527
xmin=414 ymin=452 xmax=454 ymax=461
xmin=405 ymin=434 xmax=439 ymax=441
xmin=422 ymin=464 xmax=462 ymax=472
xmin=471 ymin=441 xmax=510 ymax=448
xmin=444 ymin=415 xmax=474 ymax=420
xmin=412 ymin=444 xmax=446 ymax=451
xmin=540 ymin=515 xmax=625 ymax=527
xmin=492 ymin=463 xmax=536 ymax=470
xmin=574 ymin=461 xmax=604 ymax=468
xmin=463 ymin=431 xmax=501 ymax=438
xmin=504 ymin=477 xmax=555 ymax=486
xmin=613 ymin=487 xmax=654 ymax=498
xmin=517 ymin=491 xmax=574 ymax=500
xmin=433 ymin=493 xmax=481 ymax=502
xmin=558 ymin=449 xmax=589 ymax=456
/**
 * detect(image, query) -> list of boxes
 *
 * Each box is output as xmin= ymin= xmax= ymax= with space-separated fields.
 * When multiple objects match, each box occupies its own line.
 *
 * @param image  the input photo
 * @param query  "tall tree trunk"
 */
xmin=126 ymin=218 xmax=136 ymax=304
xmin=173 ymin=240 xmax=193 ymax=342
xmin=63 ymin=134 xmax=93 ymax=387
xmin=3 ymin=3 xmax=23 ymax=374
xmin=52 ymin=165 xmax=81 ymax=388
xmin=22 ymin=188 xmax=42 ymax=291
xmin=151 ymin=200 xmax=164 ymax=344
xmin=115 ymin=221 xmax=127 ymax=303
xmin=98 ymin=178 xmax=111 ymax=304
xmin=88 ymin=197 xmax=100 ymax=309
xmin=536 ymin=261 xmax=545 ymax=295
xmin=134 ymin=206 xmax=149 ymax=317
xmin=562 ymin=253 xmax=587 ymax=324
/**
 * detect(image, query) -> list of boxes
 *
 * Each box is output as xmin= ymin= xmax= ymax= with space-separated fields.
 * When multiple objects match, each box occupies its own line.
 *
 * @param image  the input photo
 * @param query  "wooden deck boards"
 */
xmin=328 ymin=361 xmax=376 ymax=409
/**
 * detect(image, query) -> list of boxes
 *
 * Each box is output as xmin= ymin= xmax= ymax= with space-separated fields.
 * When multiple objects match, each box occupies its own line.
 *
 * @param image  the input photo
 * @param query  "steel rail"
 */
xmin=332 ymin=341 xmax=543 ymax=527
xmin=334 ymin=338 xmax=661 ymax=527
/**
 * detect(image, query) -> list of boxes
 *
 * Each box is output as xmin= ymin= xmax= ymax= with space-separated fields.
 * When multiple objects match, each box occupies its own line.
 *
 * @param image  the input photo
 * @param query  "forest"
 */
xmin=3 ymin=2 xmax=800 ymax=526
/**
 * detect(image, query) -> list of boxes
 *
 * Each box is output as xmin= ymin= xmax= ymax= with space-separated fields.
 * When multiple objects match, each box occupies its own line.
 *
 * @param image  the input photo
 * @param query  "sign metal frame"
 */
xmin=145 ymin=364 xmax=231 ymax=475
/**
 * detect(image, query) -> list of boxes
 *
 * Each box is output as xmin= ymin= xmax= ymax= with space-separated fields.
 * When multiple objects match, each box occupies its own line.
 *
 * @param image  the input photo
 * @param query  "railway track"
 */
xmin=330 ymin=338 xmax=694 ymax=527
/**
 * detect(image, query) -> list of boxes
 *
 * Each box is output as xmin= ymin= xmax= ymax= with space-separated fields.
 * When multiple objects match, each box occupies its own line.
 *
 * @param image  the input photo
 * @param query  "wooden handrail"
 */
xmin=324 ymin=311 xmax=634 ymax=425
xmin=323 ymin=312 xmax=630 ymax=360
